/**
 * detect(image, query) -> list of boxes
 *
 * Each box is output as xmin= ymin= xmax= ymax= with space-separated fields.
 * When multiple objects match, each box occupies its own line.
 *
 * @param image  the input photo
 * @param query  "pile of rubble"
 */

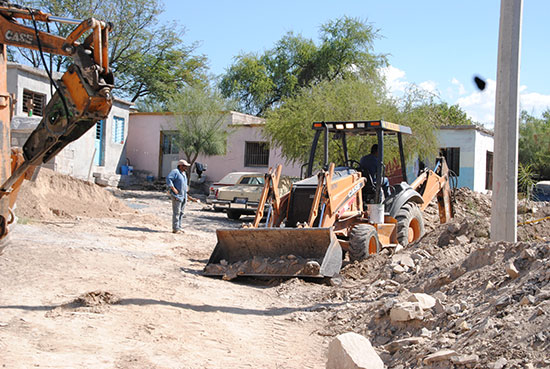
xmin=318 ymin=240 xmax=549 ymax=368
xmin=292 ymin=188 xmax=550 ymax=368
xmin=204 ymin=255 xmax=322 ymax=280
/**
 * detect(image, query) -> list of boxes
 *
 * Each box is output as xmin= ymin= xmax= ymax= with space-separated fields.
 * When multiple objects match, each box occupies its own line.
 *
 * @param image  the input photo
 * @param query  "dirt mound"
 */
xmin=74 ymin=290 xmax=120 ymax=307
xmin=15 ymin=168 xmax=133 ymax=221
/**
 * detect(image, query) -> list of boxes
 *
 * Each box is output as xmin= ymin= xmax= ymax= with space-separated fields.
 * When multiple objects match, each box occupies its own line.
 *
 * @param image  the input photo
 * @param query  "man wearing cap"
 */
xmin=166 ymin=159 xmax=190 ymax=233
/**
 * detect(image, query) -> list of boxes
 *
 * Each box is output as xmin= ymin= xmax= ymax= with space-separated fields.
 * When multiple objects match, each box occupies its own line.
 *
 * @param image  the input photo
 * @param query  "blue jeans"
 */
xmin=171 ymin=197 xmax=186 ymax=231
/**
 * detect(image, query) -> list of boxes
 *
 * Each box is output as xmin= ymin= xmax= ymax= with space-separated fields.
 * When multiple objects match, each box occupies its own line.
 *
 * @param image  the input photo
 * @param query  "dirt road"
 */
xmin=0 ymin=190 xmax=330 ymax=369
xmin=3 ymin=171 xmax=549 ymax=368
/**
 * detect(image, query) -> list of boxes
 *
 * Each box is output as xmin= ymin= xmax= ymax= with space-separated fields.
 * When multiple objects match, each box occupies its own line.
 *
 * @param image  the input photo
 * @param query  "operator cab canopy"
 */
xmin=305 ymin=120 xmax=412 ymax=179
xmin=311 ymin=120 xmax=412 ymax=136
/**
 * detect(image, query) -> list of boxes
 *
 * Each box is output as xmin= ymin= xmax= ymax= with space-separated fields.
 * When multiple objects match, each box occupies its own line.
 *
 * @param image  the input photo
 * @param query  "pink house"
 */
xmin=126 ymin=111 xmax=302 ymax=182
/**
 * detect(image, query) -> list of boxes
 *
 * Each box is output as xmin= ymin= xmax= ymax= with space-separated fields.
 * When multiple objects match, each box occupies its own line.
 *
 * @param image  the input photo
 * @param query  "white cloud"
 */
xmin=380 ymin=65 xmax=407 ymax=95
xmin=380 ymin=65 xmax=550 ymax=129
xmin=519 ymin=91 xmax=550 ymax=116
xmin=456 ymin=79 xmax=497 ymax=128
xmin=456 ymin=79 xmax=550 ymax=129
xmin=419 ymin=80 xmax=438 ymax=94
xmin=451 ymin=78 xmax=466 ymax=96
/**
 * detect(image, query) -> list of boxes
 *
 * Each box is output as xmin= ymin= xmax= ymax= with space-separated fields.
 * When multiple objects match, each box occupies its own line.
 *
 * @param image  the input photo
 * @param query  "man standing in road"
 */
xmin=167 ymin=159 xmax=190 ymax=233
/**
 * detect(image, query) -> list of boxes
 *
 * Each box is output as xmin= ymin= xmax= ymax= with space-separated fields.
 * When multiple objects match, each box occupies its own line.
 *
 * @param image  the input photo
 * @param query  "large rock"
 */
xmin=408 ymin=293 xmax=436 ymax=310
xmin=391 ymin=253 xmax=415 ymax=268
xmin=390 ymin=302 xmax=424 ymax=322
xmin=423 ymin=349 xmax=457 ymax=364
xmin=506 ymin=261 xmax=520 ymax=278
xmin=326 ymin=332 xmax=384 ymax=369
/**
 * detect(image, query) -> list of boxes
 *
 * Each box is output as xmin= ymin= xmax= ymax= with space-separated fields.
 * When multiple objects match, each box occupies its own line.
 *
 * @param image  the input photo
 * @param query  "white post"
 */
xmin=490 ymin=0 xmax=523 ymax=242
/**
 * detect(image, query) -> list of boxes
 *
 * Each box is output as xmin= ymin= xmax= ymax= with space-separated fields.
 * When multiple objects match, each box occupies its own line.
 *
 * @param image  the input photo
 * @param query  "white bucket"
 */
xmin=368 ymin=204 xmax=385 ymax=224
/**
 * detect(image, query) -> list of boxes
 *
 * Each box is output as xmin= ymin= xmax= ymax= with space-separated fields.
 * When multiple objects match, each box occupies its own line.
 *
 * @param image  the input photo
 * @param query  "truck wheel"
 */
xmin=396 ymin=202 xmax=425 ymax=246
xmin=349 ymin=224 xmax=380 ymax=262
xmin=226 ymin=209 xmax=241 ymax=220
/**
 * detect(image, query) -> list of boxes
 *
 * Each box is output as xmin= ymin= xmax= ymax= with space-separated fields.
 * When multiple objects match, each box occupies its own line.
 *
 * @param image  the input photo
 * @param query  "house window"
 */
xmin=440 ymin=147 xmax=460 ymax=176
xmin=112 ymin=116 xmax=125 ymax=144
xmin=22 ymin=89 xmax=46 ymax=117
xmin=245 ymin=141 xmax=269 ymax=167
xmin=162 ymin=132 xmax=179 ymax=154
xmin=486 ymin=151 xmax=493 ymax=190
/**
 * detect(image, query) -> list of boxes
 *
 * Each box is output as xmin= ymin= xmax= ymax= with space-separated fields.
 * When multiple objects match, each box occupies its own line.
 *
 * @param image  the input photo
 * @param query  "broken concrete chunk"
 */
xmin=494 ymin=295 xmax=511 ymax=310
xmin=451 ymin=354 xmax=480 ymax=365
xmin=385 ymin=336 xmax=425 ymax=353
xmin=520 ymin=248 xmax=537 ymax=260
xmin=456 ymin=320 xmax=471 ymax=332
xmin=420 ymin=327 xmax=433 ymax=338
xmin=408 ymin=293 xmax=436 ymax=310
xmin=393 ymin=265 xmax=406 ymax=274
xmin=506 ymin=261 xmax=520 ymax=278
xmin=391 ymin=254 xmax=415 ymax=268
xmin=520 ymin=295 xmax=536 ymax=306
xmin=433 ymin=291 xmax=447 ymax=302
xmin=446 ymin=303 xmax=462 ymax=315
xmin=423 ymin=349 xmax=457 ymax=364
xmin=326 ymin=332 xmax=384 ymax=369
xmin=390 ymin=302 xmax=424 ymax=322
xmin=488 ymin=357 xmax=508 ymax=369
xmin=434 ymin=299 xmax=446 ymax=314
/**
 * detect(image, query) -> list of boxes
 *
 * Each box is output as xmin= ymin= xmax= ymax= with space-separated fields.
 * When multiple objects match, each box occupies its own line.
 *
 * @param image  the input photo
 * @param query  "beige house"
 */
xmin=126 ymin=111 xmax=302 ymax=182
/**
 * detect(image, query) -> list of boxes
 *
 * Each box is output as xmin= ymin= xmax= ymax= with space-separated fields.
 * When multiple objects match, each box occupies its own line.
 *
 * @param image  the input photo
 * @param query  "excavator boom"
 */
xmin=0 ymin=3 xmax=113 ymax=252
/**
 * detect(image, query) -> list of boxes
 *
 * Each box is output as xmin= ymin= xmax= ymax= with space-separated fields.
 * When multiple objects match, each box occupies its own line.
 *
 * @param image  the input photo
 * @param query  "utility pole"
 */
xmin=490 ymin=0 xmax=523 ymax=242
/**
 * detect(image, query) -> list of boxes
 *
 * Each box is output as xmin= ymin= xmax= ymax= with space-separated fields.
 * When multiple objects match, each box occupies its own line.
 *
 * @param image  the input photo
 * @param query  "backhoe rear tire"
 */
xmin=396 ymin=202 xmax=425 ymax=246
xmin=349 ymin=224 xmax=380 ymax=262
xmin=226 ymin=209 xmax=241 ymax=220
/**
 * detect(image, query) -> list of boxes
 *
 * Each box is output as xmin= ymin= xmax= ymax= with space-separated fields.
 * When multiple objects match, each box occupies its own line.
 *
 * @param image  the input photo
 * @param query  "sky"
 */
xmin=160 ymin=0 xmax=550 ymax=128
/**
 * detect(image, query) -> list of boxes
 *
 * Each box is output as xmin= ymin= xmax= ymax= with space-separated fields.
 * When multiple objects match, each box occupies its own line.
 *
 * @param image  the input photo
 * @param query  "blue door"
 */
xmin=94 ymin=120 xmax=105 ymax=166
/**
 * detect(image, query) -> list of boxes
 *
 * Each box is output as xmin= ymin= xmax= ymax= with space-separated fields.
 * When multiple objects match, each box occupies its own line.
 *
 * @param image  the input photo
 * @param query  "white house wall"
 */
xmin=473 ymin=130 xmax=494 ymax=192
xmin=7 ymin=63 xmax=132 ymax=181
xmin=52 ymin=100 xmax=131 ymax=180
xmin=437 ymin=129 xmax=476 ymax=189
xmin=7 ymin=64 xmax=59 ymax=117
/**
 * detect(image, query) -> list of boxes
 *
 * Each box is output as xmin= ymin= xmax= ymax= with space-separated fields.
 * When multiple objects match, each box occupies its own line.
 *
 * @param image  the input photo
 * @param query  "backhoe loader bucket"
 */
xmin=203 ymin=227 xmax=342 ymax=279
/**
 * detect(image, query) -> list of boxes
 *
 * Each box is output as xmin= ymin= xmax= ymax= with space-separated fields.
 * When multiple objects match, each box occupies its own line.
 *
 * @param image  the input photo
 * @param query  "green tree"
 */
xmin=264 ymin=79 xmax=445 ymax=170
xmin=519 ymin=109 xmax=550 ymax=179
xmin=220 ymin=16 xmax=386 ymax=116
xmin=12 ymin=0 xmax=208 ymax=104
xmin=167 ymin=86 xmax=236 ymax=174
xmin=433 ymin=102 xmax=474 ymax=126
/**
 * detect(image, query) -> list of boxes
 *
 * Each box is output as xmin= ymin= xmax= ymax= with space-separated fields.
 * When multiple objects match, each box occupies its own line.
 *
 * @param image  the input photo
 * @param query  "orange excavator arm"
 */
xmin=0 ymin=2 xmax=113 ymax=251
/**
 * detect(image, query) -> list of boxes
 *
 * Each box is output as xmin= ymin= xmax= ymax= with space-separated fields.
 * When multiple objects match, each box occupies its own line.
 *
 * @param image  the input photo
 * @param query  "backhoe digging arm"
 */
xmin=0 ymin=2 xmax=113 ymax=246
xmin=410 ymin=157 xmax=454 ymax=224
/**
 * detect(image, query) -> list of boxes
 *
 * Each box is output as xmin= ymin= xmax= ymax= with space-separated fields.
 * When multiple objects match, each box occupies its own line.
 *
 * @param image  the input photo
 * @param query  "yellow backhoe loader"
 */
xmin=204 ymin=120 xmax=454 ymax=280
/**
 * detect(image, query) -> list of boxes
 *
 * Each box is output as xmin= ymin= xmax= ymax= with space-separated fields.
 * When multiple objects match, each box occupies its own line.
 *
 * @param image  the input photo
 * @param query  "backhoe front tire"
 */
xmin=349 ymin=224 xmax=380 ymax=262
xmin=396 ymin=202 xmax=425 ymax=246
xmin=226 ymin=209 xmax=242 ymax=220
